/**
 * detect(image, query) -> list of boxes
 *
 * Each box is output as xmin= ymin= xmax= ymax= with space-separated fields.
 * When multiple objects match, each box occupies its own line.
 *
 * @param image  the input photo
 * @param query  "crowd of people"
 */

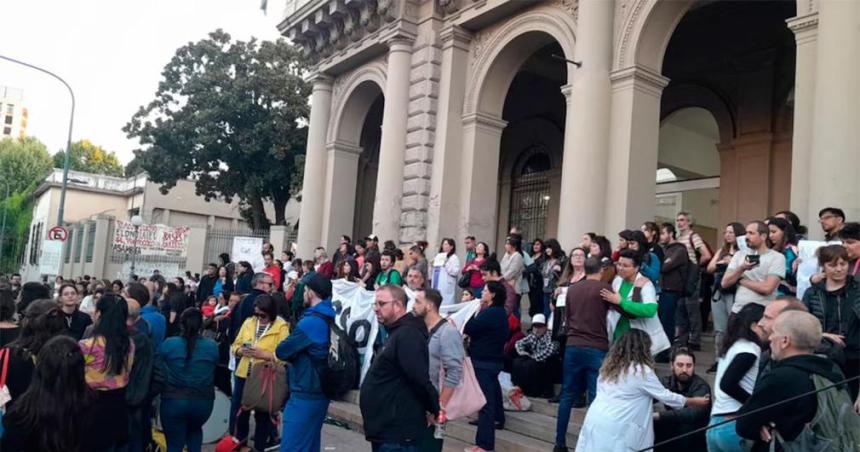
xmin=0 ymin=206 xmax=858 ymax=452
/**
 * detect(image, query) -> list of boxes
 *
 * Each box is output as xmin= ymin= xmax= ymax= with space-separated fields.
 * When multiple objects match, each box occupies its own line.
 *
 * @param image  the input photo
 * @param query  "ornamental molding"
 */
xmin=326 ymin=58 xmax=388 ymax=142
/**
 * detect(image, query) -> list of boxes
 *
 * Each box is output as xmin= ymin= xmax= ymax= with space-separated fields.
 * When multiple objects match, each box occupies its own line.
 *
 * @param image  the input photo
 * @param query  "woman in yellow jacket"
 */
xmin=229 ymin=293 xmax=289 ymax=451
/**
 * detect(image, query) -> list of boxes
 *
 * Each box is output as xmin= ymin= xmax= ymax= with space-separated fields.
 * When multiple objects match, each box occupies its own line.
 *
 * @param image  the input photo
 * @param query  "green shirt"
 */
xmin=612 ymin=279 xmax=659 ymax=341
xmin=375 ymin=269 xmax=403 ymax=287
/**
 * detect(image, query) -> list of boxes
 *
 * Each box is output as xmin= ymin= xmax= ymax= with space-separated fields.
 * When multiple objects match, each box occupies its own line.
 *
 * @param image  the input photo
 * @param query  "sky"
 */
xmin=1 ymin=0 xmax=285 ymax=164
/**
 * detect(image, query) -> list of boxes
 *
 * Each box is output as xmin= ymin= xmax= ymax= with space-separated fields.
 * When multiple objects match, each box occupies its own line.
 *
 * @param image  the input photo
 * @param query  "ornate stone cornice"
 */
xmin=440 ymin=25 xmax=472 ymax=51
xmin=326 ymin=140 xmax=364 ymax=155
xmin=462 ymin=112 xmax=508 ymax=132
xmin=786 ymin=12 xmax=819 ymax=45
xmin=610 ymin=65 xmax=670 ymax=97
xmin=280 ymin=0 xmax=408 ymax=64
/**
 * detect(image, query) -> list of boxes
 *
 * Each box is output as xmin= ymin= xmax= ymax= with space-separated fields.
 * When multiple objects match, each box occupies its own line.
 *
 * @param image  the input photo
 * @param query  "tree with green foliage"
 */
xmin=52 ymin=139 xmax=125 ymax=177
xmin=0 ymin=136 xmax=53 ymax=273
xmin=124 ymin=29 xmax=310 ymax=229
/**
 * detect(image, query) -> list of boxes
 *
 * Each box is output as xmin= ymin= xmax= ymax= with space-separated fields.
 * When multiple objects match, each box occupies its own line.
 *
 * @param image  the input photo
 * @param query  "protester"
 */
xmin=374 ymin=250 xmax=403 ymax=288
xmin=236 ymin=261 xmax=255 ymax=294
xmin=707 ymin=222 xmax=746 ymax=371
xmin=553 ymin=257 xmax=615 ymax=450
xmin=674 ymin=212 xmax=710 ymax=351
xmin=412 ymin=288 xmax=465 ymax=452
xmin=464 ymin=235 xmax=477 ymax=262
xmin=774 ymin=210 xmax=808 ymax=240
xmin=360 ymin=284 xmax=440 ymax=451
xmin=431 ymin=238 xmax=460 ymax=307
xmin=736 ymin=311 xmax=858 ymax=450
xmin=602 ymin=249 xmax=670 ymax=356
xmin=214 ymin=265 xmax=234 ymax=298
xmin=819 ymin=206 xmax=845 ymax=242
xmin=406 ymin=244 xmax=429 ymax=281
xmin=526 ymin=239 xmax=546 ymax=317
xmin=554 ymin=247 xmax=587 ymax=332
xmin=802 ymin=244 xmax=860 ymax=399
xmin=1 ymin=336 xmax=97 ymax=452
xmin=768 ymin=217 xmax=799 ymax=296
xmin=658 ymin=223 xmax=688 ymax=351
xmin=196 ymin=263 xmax=218 ymax=301
xmin=512 ymin=313 xmax=558 ymax=397
xmin=721 ymin=221 xmax=786 ymax=313
xmin=125 ymin=297 xmax=160 ymax=452
xmin=463 ymin=242 xmax=490 ymax=299
xmin=653 ymin=348 xmax=712 ymax=452
xmin=627 ymin=230 xmax=661 ymax=289
xmin=80 ymin=293 xmax=137 ymax=451
xmin=540 ymin=239 xmax=565 ymax=318
xmin=263 ymin=252 xmax=283 ymax=288
xmin=641 ymin=221 xmax=665 ymax=262
xmin=159 ymin=308 xmax=219 ymax=452
xmin=229 ymin=272 xmax=273 ymax=344
xmin=276 ymin=273 xmax=335 ymax=452
xmin=706 ymin=303 xmax=764 ymax=452
xmin=0 ymin=288 xmax=19 ymax=346
xmin=754 ymin=297 xmax=809 ymax=382
xmin=128 ymin=281 xmax=166 ymax=348
xmin=57 ymin=283 xmax=92 ymax=341
xmin=314 ymin=247 xmax=335 ymax=279
xmin=839 ymin=222 xmax=860 ymax=284
xmin=4 ymin=300 xmax=66 ymax=407
xmin=464 ymin=280 xmax=510 ymax=452
xmin=335 ymin=259 xmax=362 ymax=283
xmin=332 ymin=241 xmax=355 ymax=269
xmin=479 ymin=259 xmax=518 ymax=316
xmin=16 ymin=282 xmax=50 ymax=317
xmin=500 ymin=236 xmax=525 ymax=310
xmin=590 ymin=235 xmax=616 ymax=283
xmin=229 ymin=294 xmax=289 ymax=451
xmin=572 ymin=329 xmax=710 ymax=452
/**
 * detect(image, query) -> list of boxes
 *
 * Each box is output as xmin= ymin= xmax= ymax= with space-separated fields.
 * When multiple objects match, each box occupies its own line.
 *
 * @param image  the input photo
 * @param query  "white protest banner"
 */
xmin=38 ymin=240 xmax=63 ymax=275
xmin=330 ymin=279 xmax=480 ymax=383
xmin=112 ymin=222 xmax=190 ymax=257
xmin=120 ymin=261 xmax=181 ymax=281
xmin=796 ymin=240 xmax=827 ymax=300
xmin=232 ymin=237 xmax=265 ymax=272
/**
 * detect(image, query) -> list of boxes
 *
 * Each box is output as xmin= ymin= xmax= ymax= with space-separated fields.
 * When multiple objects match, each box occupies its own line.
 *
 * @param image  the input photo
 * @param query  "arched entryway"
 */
xmin=322 ymin=73 xmax=385 ymax=251
xmin=613 ymin=0 xmax=796 ymax=234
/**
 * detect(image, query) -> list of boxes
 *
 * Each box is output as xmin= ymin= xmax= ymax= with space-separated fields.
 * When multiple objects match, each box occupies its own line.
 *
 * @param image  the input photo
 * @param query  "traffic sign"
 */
xmin=48 ymin=226 xmax=68 ymax=242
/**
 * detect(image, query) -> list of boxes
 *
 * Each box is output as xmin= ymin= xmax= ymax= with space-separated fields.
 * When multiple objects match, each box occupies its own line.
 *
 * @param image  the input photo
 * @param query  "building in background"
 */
xmin=0 ymin=86 xmax=27 ymax=139
xmin=19 ymin=168 xmax=300 ymax=281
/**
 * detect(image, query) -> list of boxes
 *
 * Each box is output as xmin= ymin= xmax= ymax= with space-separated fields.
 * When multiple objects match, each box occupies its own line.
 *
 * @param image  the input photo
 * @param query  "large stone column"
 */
xmin=373 ymin=37 xmax=414 ymax=244
xmin=557 ymin=0 xmax=614 ymax=248
xmin=786 ymin=12 xmax=818 ymax=227
xmin=459 ymin=113 xmax=507 ymax=247
xmin=295 ymin=74 xmax=333 ymax=259
xmin=427 ymin=26 xmax=471 ymax=249
xmin=604 ymin=66 xmax=669 ymax=235
xmin=320 ymin=141 xmax=362 ymax=251
xmin=806 ymin=0 xmax=860 ymax=235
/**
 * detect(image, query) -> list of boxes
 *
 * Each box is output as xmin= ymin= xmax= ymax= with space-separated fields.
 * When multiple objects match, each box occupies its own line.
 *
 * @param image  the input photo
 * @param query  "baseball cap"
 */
xmin=532 ymin=314 xmax=547 ymax=325
xmin=366 ymin=234 xmax=379 ymax=242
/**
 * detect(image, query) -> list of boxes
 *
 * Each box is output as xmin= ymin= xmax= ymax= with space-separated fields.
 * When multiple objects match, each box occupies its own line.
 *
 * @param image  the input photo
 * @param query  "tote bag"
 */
xmin=440 ymin=355 xmax=486 ymax=420
xmin=241 ymin=360 xmax=288 ymax=413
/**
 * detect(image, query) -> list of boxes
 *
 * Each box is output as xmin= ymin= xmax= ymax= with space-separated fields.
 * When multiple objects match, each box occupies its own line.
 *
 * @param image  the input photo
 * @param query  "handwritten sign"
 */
xmin=112 ymin=222 xmax=190 ymax=257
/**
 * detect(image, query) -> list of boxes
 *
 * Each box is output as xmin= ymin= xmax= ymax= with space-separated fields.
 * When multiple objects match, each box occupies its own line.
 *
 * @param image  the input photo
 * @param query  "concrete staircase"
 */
xmin=328 ymin=333 xmax=719 ymax=451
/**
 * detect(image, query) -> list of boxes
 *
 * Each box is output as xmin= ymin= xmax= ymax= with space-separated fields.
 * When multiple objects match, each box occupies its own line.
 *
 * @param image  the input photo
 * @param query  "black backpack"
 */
xmin=309 ymin=312 xmax=360 ymax=400
xmin=683 ymin=252 xmax=700 ymax=297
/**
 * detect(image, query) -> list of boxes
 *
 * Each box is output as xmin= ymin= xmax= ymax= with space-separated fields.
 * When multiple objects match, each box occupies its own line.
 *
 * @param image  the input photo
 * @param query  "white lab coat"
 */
xmin=607 ymin=274 xmax=671 ymax=356
xmin=575 ymin=364 xmax=686 ymax=452
xmin=432 ymin=252 xmax=460 ymax=306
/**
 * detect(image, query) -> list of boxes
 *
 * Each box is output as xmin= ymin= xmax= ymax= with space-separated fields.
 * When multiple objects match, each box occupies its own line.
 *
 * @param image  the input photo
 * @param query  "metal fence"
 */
xmin=509 ymin=171 xmax=551 ymax=243
xmin=203 ymin=227 xmax=269 ymax=268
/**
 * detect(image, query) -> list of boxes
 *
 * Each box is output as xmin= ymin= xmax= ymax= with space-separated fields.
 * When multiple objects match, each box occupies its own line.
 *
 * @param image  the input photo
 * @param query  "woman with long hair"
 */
xmin=335 ymin=259 xmax=362 ymax=282
xmin=706 ymin=222 xmax=746 ymax=372
xmin=464 ymin=280 xmax=511 ymax=452
xmin=526 ymin=239 xmax=546 ymax=318
xmin=640 ymin=221 xmax=665 ymax=262
xmin=80 ymin=293 xmax=136 ymax=451
xmin=2 ymin=335 xmax=96 ymax=452
xmin=230 ymin=294 xmax=289 ymax=451
xmin=463 ymin=241 xmax=491 ymax=299
xmin=768 ymin=217 xmax=799 ymax=296
xmin=589 ymin=235 xmax=616 ymax=283
xmin=626 ymin=231 xmax=662 ymax=289
xmin=573 ymin=330 xmax=710 ymax=452
xmin=361 ymin=254 xmax=381 ymax=292
xmin=58 ymin=283 xmax=92 ymax=341
xmin=159 ymin=308 xmax=219 ymax=452
xmin=4 ymin=300 xmax=67 ymax=408
xmin=213 ymin=266 xmax=234 ymax=299
xmin=707 ymin=303 xmax=764 ymax=452
xmin=774 ymin=209 xmax=808 ymax=239
xmin=540 ymin=239 xmax=566 ymax=318
xmin=431 ymin=238 xmax=461 ymax=306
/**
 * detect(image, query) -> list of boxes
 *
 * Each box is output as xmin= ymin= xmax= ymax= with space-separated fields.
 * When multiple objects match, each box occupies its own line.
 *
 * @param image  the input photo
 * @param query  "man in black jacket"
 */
xmin=654 ymin=348 xmax=711 ymax=452
xmin=360 ymin=284 xmax=440 ymax=450
xmin=196 ymin=263 xmax=218 ymax=301
xmin=737 ymin=311 xmax=848 ymax=449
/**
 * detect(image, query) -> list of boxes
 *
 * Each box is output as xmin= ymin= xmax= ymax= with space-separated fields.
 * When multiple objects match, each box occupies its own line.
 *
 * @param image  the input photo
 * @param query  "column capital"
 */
xmin=462 ymin=112 xmax=508 ymax=132
xmin=560 ymin=84 xmax=573 ymax=103
xmin=440 ymin=25 xmax=472 ymax=51
xmin=786 ymin=12 xmax=819 ymax=44
xmin=381 ymin=30 xmax=416 ymax=52
xmin=308 ymin=72 xmax=334 ymax=90
xmin=610 ymin=65 xmax=670 ymax=98
xmin=326 ymin=140 xmax=363 ymax=156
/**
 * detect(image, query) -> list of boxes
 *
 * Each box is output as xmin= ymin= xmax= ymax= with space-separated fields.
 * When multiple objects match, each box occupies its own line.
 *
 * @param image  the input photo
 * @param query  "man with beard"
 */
xmin=653 ymin=348 xmax=712 ymax=451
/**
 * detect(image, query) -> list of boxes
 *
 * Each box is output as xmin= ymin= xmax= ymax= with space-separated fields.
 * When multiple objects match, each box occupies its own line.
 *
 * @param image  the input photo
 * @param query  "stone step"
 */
xmin=327 ymin=400 xmax=561 ymax=452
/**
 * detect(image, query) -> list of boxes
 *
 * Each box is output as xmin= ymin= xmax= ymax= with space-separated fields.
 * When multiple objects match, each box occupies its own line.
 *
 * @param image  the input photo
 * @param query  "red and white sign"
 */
xmin=47 ymin=226 xmax=68 ymax=242
xmin=112 ymin=222 xmax=190 ymax=258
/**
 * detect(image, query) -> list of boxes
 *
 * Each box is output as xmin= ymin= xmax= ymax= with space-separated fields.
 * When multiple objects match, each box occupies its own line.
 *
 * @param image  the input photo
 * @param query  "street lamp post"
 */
xmin=129 ymin=215 xmax=144 ymax=280
xmin=0 ymin=54 xmax=75 ymax=227
xmin=0 ymin=180 xmax=10 ymax=271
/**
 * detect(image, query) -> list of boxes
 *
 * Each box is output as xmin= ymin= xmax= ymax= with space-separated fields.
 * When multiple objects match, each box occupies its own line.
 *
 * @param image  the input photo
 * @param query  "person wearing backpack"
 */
xmin=275 ymin=273 xmax=337 ymax=452
xmin=736 ymin=311 xmax=860 ymax=452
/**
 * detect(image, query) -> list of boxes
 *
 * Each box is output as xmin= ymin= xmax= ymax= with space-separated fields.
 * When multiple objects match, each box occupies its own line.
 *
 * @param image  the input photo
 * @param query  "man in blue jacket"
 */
xmin=275 ymin=272 xmax=336 ymax=452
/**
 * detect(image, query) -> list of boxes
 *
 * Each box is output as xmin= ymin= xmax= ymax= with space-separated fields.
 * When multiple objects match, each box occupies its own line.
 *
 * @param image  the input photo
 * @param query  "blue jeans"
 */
xmin=542 ymin=293 xmax=552 ymax=318
xmin=659 ymin=291 xmax=681 ymax=344
xmin=230 ymin=375 xmax=277 ymax=450
xmin=705 ymin=416 xmax=745 ymax=452
xmin=555 ymin=346 xmax=606 ymax=447
xmin=371 ymin=443 xmax=419 ymax=452
xmin=160 ymin=398 xmax=214 ymax=452
xmin=473 ymin=361 xmax=504 ymax=451
xmin=280 ymin=396 xmax=329 ymax=452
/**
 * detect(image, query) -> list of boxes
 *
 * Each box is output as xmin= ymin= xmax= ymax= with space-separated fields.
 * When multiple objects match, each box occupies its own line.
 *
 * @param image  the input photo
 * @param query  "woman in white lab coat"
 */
xmin=574 ymin=329 xmax=710 ymax=452
xmin=431 ymin=238 xmax=460 ymax=306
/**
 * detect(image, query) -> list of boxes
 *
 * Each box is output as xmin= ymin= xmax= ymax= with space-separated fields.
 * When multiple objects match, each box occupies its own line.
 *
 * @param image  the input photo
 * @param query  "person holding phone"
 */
xmin=720 ymin=221 xmax=786 ymax=315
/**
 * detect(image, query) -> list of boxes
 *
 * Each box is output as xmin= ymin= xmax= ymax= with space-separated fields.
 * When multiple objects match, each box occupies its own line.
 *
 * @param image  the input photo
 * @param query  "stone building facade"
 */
xmin=281 ymin=0 xmax=860 ymax=255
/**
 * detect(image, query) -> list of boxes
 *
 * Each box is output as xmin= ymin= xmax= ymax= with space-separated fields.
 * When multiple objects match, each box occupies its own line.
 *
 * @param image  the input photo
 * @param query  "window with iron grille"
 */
xmin=85 ymin=221 xmax=96 ymax=263
xmin=65 ymin=229 xmax=73 ymax=263
xmin=74 ymin=226 xmax=84 ymax=262
xmin=508 ymin=151 xmax=552 ymax=243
